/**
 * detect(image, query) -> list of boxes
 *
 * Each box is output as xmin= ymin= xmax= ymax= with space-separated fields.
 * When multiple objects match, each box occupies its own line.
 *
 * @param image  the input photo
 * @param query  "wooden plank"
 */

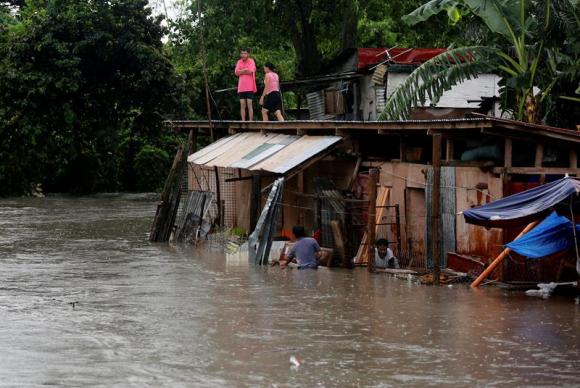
xmin=330 ymin=220 xmax=346 ymax=266
xmin=367 ymin=169 xmax=379 ymax=273
xmin=355 ymin=186 xmax=391 ymax=265
xmin=492 ymin=167 xmax=580 ymax=175
xmin=169 ymin=119 xmax=494 ymax=131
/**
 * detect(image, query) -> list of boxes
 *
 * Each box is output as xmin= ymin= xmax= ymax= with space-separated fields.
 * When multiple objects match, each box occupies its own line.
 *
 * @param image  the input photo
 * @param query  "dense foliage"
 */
xmin=168 ymin=0 xmax=461 ymax=121
xmin=0 ymin=0 xmax=190 ymax=195
xmin=1 ymin=0 xmax=463 ymax=195
xmin=380 ymin=0 xmax=580 ymax=127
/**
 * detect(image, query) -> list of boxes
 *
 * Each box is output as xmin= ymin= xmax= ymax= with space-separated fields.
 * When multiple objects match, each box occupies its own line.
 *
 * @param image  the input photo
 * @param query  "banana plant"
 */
xmin=379 ymin=0 xmax=580 ymax=123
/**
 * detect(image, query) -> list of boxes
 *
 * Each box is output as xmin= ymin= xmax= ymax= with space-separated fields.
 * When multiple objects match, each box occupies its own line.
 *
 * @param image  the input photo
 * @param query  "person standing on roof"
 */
xmin=260 ymin=62 xmax=284 ymax=122
xmin=234 ymin=49 xmax=257 ymax=121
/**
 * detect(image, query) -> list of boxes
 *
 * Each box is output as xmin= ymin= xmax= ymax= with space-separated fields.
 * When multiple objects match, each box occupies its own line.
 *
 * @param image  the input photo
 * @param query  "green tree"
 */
xmin=379 ymin=0 xmax=580 ymax=127
xmin=170 ymin=0 xmax=458 ymax=120
xmin=0 ymin=0 xmax=190 ymax=195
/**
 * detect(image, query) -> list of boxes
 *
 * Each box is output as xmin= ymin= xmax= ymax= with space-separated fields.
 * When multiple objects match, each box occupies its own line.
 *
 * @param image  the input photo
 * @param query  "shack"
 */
xmin=215 ymin=48 xmax=501 ymax=121
xmin=171 ymin=116 xmax=580 ymax=282
xmin=302 ymin=48 xmax=501 ymax=121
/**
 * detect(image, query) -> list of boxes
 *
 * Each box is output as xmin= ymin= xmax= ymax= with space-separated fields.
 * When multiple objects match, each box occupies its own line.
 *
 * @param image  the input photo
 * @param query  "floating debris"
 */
xmin=289 ymin=355 xmax=301 ymax=368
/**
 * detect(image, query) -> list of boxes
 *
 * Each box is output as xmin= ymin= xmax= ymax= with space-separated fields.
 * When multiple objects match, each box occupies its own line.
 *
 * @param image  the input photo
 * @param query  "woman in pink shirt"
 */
xmin=234 ymin=49 xmax=257 ymax=121
xmin=259 ymin=62 xmax=284 ymax=122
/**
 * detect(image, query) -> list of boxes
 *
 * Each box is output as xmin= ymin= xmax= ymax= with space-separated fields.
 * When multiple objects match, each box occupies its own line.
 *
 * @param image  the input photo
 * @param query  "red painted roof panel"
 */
xmin=357 ymin=48 xmax=447 ymax=70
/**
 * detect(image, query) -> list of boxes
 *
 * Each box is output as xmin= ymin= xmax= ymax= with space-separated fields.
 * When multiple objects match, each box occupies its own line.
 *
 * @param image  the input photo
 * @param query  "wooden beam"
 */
xmin=504 ymin=138 xmax=512 ymax=167
xmin=431 ymin=133 xmax=442 ymax=285
xmin=445 ymin=139 xmax=454 ymax=161
xmin=535 ymin=143 xmax=544 ymax=167
xmin=493 ymin=167 xmax=580 ymax=175
xmin=168 ymin=119 xmax=494 ymax=131
xmin=570 ymin=149 xmax=578 ymax=169
xmin=367 ymin=168 xmax=379 ymax=273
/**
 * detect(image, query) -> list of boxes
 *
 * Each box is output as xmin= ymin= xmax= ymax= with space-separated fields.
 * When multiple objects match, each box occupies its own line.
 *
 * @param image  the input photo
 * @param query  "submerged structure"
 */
xmin=169 ymin=115 xmax=580 ymax=284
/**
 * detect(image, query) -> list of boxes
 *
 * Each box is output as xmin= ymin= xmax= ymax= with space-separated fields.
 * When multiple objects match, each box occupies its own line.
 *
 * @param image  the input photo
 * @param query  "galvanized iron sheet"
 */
xmin=188 ymin=132 xmax=342 ymax=175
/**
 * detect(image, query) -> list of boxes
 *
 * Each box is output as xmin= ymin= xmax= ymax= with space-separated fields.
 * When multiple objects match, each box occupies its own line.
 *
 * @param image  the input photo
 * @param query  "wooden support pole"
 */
xmin=504 ymin=138 xmax=512 ymax=167
xmin=470 ymin=220 xmax=540 ymax=288
xmin=297 ymin=172 xmax=305 ymax=225
xmin=570 ymin=149 xmax=577 ymax=169
xmin=249 ymin=175 xmax=261 ymax=232
xmin=431 ymin=133 xmax=442 ymax=285
xmin=445 ymin=138 xmax=454 ymax=161
xmin=535 ymin=143 xmax=544 ymax=167
xmin=395 ymin=204 xmax=402 ymax=259
xmin=367 ymin=168 xmax=379 ymax=273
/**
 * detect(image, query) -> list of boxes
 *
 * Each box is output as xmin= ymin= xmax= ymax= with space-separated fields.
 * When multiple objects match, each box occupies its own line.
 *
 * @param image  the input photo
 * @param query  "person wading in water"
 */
xmin=234 ymin=49 xmax=257 ymax=121
xmin=259 ymin=62 xmax=284 ymax=121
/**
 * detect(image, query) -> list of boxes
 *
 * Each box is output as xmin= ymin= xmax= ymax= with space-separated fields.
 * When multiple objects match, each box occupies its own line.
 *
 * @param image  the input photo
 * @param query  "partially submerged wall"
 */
xmin=379 ymin=162 xmax=504 ymax=265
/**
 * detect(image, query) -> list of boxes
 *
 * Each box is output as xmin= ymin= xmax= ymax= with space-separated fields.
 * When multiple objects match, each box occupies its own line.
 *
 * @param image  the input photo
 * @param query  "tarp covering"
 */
xmin=463 ymin=177 xmax=580 ymax=227
xmin=506 ymin=212 xmax=580 ymax=259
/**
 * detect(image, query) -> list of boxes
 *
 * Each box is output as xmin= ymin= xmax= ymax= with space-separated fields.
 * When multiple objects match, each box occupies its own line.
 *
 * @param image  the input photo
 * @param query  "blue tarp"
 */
xmin=463 ymin=177 xmax=580 ymax=227
xmin=506 ymin=211 xmax=580 ymax=259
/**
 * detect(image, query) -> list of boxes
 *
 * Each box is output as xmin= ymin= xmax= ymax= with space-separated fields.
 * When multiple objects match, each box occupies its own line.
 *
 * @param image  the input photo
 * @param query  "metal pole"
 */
xmin=214 ymin=166 xmax=221 ymax=227
xmin=367 ymin=168 xmax=379 ymax=273
xmin=432 ymin=133 xmax=442 ymax=285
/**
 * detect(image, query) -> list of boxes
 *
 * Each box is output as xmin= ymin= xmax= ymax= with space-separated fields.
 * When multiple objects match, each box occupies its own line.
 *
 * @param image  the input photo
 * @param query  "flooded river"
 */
xmin=0 ymin=195 xmax=578 ymax=387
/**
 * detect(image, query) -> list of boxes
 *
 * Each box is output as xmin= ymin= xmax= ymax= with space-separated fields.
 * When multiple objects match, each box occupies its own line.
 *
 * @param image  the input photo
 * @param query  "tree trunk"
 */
xmin=340 ymin=0 xmax=358 ymax=51
xmin=286 ymin=0 xmax=322 ymax=76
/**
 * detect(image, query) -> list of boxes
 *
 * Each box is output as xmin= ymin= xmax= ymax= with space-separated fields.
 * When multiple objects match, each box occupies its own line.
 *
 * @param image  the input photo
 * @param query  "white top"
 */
xmin=374 ymin=248 xmax=399 ymax=269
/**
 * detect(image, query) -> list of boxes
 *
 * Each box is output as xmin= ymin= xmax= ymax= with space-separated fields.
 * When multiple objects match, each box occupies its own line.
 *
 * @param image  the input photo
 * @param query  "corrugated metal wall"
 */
xmin=306 ymin=91 xmax=337 ymax=120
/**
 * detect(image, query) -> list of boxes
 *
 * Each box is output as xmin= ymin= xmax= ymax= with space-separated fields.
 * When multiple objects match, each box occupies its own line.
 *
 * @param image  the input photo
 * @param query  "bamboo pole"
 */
xmin=470 ymin=220 xmax=540 ymax=288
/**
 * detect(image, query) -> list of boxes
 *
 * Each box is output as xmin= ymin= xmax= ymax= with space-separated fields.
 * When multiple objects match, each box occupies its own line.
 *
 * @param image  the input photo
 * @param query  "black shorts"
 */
xmin=263 ymin=91 xmax=282 ymax=112
xmin=239 ymin=91 xmax=254 ymax=100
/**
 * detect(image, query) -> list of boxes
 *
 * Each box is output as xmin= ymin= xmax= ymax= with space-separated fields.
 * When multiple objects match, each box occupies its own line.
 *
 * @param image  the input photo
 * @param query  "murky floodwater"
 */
xmin=0 ymin=195 xmax=578 ymax=387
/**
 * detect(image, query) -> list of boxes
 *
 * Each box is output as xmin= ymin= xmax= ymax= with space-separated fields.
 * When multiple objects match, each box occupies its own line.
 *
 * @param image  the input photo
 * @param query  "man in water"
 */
xmin=234 ymin=49 xmax=257 ymax=121
xmin=374 ymin=238 xmax=399 ymax=269
xmin=280 ymin=226 xmax=320 ymax=269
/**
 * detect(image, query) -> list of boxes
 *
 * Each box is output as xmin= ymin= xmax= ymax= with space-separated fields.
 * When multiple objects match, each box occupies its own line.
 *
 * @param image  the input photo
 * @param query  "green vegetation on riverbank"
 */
xmin=1 ymin=0 xmax=577 ymax=195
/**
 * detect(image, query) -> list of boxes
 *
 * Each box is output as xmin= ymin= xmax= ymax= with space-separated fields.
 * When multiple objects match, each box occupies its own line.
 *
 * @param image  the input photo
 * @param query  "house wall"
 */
xmin=378 ymin=162 xmax=504 ymax=265
xmin=454 ymin=167 xmax=504 ymax=261
xmin=386 ymin=72 xmax=500 ymax=109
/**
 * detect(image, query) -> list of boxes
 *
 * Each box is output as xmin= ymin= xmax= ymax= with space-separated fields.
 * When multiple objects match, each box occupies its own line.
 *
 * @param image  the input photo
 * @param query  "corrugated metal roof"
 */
xmin=187 ymin=132 xmax=342 ymax=174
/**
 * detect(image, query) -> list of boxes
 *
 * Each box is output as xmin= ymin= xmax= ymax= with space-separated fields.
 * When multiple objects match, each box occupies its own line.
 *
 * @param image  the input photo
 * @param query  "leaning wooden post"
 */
xmin=432 ymin=133 xmax=442 ymax=285
xmin=470 ymin=220 xmax=540 ymax=288
xmin=367 ymin=168 xmax=379 ymax=273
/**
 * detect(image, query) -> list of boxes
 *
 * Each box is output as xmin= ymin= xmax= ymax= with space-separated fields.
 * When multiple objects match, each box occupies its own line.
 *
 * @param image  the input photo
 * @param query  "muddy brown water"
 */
xmin=0 ymin=195 xmax=578 ymax=387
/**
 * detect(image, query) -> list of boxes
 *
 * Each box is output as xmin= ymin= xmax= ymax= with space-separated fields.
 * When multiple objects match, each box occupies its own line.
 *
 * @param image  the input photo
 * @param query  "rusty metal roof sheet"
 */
xmin=187 ymin=132 xmax=342 ymax=174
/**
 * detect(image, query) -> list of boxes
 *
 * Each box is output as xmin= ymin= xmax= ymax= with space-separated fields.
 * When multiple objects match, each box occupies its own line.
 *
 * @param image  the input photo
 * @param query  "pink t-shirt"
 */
xmin=264 ymin=72 xmax=280 ymax=94
xmin=235 ymin=58 xmax=257 ymax=93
